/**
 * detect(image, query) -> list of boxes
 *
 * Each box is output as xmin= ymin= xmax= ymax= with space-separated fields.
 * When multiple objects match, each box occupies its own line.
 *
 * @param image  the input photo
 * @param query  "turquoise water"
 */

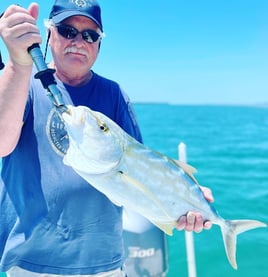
xmin=134 ymin=104 xmax=268 ymax=277
xmin=1 ymin=104 xmax=268 ymax=276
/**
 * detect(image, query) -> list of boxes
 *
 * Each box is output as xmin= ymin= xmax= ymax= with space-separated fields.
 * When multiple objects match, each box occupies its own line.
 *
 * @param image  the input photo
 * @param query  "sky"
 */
xmin=0 ymin=0 xmax=267 ymax=105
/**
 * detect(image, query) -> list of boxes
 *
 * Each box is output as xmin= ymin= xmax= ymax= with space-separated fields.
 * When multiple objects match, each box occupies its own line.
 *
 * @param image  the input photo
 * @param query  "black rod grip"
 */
xmin=27 ymin=43 xmax=67 ymax=110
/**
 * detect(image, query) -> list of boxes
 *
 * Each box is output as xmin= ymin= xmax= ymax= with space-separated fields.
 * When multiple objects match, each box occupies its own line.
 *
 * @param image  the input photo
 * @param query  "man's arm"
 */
xmin=0 ymin=3 xmax=41 ymax=156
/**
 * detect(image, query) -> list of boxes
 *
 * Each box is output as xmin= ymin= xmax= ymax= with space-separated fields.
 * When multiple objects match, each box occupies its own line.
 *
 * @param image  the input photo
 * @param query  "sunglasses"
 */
xmin=55 ymin=24 xmax=102 ymax=43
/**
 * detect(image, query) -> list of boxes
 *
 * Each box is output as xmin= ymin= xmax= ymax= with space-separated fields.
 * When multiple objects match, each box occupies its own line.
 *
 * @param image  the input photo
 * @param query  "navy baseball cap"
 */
xmin=49 ymin=0 xmax=103 ymax=31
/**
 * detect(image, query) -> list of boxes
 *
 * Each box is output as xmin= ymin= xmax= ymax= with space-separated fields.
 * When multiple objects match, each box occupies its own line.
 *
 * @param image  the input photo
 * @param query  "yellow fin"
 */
xmin=173 ymin=160 xmax=199 ymax=184
xmin=150 ymin=220 xmax=176 ymax=236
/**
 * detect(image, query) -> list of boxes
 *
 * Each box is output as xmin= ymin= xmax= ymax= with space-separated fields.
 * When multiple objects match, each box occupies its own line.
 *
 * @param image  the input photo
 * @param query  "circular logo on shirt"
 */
xmin=46 ymin=108 xmax=69 ymax=156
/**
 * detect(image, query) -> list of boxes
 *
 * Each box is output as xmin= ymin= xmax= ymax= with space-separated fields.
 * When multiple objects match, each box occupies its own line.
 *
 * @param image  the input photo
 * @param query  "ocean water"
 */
xmin=133 ymin=104 xmax=268 ymax=277
xmin=1 ymin=104 xmax=268 ymax=277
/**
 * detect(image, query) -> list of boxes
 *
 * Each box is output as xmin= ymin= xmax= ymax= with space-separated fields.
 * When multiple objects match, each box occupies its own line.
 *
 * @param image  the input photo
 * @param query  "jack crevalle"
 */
xmin=62 ymin=105 xmax=266 ymax=270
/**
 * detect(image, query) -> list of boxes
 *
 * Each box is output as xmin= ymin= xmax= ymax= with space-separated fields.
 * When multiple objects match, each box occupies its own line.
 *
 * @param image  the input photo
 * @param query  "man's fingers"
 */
xmin=176 ymin=212 xmax=213 ymax=233
xmin=203 ymin=220 xmax=213 ymax=230
xmin=200 ymin=185 xmax=214 ymax=203
xmin=192 ymin=212 xmax=204 ymax=233
xmin=176 ymin=215 xmax=187 ymax=230
xmin=185 ymin=212 xmax=196 ymax=232
xmin=28 ymin=3 xmax=39 ymax=21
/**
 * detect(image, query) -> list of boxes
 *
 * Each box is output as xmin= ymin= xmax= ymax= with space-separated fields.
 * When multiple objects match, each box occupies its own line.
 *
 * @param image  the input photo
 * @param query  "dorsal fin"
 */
xmin=173 ymin=160 xmax=199 ymax=184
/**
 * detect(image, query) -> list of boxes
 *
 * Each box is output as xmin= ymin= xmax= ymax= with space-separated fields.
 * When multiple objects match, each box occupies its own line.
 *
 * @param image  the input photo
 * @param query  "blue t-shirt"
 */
xmin=0 ymin=70 xmax=142 ymax=274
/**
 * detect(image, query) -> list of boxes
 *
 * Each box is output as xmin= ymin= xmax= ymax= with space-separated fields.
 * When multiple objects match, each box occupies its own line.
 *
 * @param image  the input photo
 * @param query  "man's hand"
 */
xmin=176 ymin=185 xmax=214 ymax=233
xmin=0 ymin=3 xmax=41 ymax=67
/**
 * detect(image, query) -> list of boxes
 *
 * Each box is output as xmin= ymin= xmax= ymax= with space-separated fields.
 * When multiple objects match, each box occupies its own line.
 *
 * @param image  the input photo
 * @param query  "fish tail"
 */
xmin=221 ymin=219 xmax=266 ymax=269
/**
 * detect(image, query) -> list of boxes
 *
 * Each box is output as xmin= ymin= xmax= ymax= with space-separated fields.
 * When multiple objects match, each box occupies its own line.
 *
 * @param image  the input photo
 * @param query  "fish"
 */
xmin=61 ymin=105 xmax=267 ymax=270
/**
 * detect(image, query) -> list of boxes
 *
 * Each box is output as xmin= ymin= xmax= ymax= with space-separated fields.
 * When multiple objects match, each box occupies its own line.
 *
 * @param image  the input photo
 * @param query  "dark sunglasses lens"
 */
xmin=82 ymin=30 xmax=100 ymax=43
xmin=57 ymin=25 xmax=77 ymax=39
xmin=56 ymin=25 xmax=100 ymax=43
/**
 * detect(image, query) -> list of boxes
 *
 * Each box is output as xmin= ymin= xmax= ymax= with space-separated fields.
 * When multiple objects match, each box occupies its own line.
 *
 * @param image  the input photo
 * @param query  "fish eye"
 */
xmin=99 ymin=123 xmax=108 ymax=132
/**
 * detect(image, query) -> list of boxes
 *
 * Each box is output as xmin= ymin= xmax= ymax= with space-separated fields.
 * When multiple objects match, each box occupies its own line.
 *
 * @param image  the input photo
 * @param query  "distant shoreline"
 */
xmin=133 ymin=102 xmax=268 ymax=108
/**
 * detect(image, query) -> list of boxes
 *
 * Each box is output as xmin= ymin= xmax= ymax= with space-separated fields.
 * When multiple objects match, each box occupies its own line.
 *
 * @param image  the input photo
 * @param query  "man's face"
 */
xmin=49 ymin=15 xmax=101 ymax=80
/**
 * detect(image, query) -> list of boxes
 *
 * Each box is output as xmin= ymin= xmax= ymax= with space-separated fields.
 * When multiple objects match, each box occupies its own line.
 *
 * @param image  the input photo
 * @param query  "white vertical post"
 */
xmin=178 ymin=142 xmax=197 ymax=277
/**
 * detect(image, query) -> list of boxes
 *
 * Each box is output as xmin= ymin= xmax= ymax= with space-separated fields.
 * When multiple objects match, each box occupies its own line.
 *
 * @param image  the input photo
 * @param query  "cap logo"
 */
xmin=71 ymin=0 xmax=93 ymax=8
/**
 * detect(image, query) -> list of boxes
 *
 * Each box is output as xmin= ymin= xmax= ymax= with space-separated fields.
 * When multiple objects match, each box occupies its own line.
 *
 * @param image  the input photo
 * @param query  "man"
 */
xmin=0 ymin=1 xmax=213 ymax=276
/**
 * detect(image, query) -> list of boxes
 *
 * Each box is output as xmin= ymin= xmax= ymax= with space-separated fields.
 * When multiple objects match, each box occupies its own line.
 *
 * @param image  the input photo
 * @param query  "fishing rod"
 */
xmin=0 ymin=12 xmax=4 ymax=70
xmin=0 ymin=42 xmax=67 ymax=113
xmin=0 ymin=10 xmax=67 ymax=113
xmin=0 ymin=51 xmax=4 ymax=70
xmin=28 ymin=43 xmax=68 ymax=113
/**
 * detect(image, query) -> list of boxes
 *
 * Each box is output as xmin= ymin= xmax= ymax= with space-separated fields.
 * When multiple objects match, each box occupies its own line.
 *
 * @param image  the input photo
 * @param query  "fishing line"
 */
xmin=0 ymin=11 xmax=4 ymax=70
